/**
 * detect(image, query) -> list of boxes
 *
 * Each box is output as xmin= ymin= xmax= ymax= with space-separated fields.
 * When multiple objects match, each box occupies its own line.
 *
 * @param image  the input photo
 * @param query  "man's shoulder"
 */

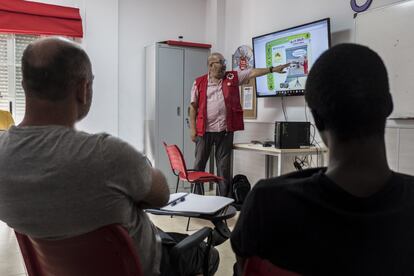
xmin=243 ymin=168 xmax=324 ymax=213
xmin=195 ymin=74 xmax=208 ymax=83
xmin=254 ymin=168 xmax=323 ymax=194
xmin=67 ymin=129 xmax=110 ymax=144
xmin=88 ymin=132 xmax=140 ymax=155
xmin=394 ymin=171 xmax=414 ymax=183
xmin=392 ymin=172 xmax=414 ymax=194
xmin=225 ymin=70 xmax=239 ymax=78
xmin=4 ymin=125 xmax=108 ymax=143
xmin=226 ymin=70 xmax=238 ymax=74
xmin=73 ymin=130 xmax=125 ymax=144
xmin=69 ymin=130 xmax=138 ymax=158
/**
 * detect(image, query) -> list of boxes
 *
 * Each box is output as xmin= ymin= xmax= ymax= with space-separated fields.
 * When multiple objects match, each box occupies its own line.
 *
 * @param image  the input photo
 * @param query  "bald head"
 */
xmin=207 ymin=52 xmax=226 ymax=79
xmin=22 ymin=37 xmax=92 ymax=101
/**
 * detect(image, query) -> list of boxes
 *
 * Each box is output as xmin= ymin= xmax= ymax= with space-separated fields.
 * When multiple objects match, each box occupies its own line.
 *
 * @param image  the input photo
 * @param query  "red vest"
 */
xmin=195 ymin=71 xmax=244 ymax=136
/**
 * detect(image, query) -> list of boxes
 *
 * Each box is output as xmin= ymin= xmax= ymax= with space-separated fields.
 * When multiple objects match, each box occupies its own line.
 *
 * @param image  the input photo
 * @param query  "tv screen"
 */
xmin=253 ymin=18 xmax=331 ymax=97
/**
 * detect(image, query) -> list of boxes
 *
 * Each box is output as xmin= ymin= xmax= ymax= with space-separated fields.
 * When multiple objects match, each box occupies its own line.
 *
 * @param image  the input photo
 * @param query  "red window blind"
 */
xmin=0 ymin=0 xmax=83 ymax=38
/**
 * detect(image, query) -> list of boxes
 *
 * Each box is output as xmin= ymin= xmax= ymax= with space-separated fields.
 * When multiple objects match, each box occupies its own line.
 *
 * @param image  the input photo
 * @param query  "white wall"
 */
xmin=27 ymin=0 xmax=414 ymax=181
xmin=213 ymin=0 xmax=410 ymax=184
xmin=219 ymin=0 xmax=402 ymax=125
xmin=205 ymin=0 xmax=226 ymax=52
xmin=30 ymin=0 xmax=209 ymax=145
xmin=78 ymin=0 xmax=119 ymax=135
xmin=118 ymin=0 xmax=209 ymax=150
xmin=29 ymin=0 xmax=119 ymax=136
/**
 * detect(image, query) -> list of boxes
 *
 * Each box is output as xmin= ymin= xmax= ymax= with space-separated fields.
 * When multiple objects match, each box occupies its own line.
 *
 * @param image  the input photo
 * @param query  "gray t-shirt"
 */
xmin=0 ymin=125 xmax=161 ymax=276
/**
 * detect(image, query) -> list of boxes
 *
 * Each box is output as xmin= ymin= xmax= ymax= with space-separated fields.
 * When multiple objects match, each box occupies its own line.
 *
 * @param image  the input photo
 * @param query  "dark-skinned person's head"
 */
xmin=22 ymin=37 xmax=94 ymax=122
xmin=305 ymin=43 xmax=393 ymax=144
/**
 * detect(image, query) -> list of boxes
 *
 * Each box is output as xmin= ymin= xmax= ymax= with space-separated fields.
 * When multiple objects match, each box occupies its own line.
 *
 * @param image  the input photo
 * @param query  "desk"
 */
xmin=233 ymin=143 xmax=327 ymax=178
xmin=146 ymin=195 xmax=236 ymax=246
xmin=146 ymin=205 xmax=236 ymax=223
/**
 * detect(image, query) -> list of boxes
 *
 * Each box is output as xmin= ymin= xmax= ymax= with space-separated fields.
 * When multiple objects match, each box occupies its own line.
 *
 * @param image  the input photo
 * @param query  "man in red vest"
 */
xmin=189 ymin=52 xmax=289 ymax=197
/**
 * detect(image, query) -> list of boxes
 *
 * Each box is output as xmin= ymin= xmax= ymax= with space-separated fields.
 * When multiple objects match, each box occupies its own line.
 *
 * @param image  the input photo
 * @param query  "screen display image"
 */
xmin=253 ymin=18 xmax=330 ymax=97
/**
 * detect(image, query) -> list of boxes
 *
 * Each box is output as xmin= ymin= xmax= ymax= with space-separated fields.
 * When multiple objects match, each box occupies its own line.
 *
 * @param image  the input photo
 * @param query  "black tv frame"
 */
xmin=252 ymin=18 xmax=331 ymax=98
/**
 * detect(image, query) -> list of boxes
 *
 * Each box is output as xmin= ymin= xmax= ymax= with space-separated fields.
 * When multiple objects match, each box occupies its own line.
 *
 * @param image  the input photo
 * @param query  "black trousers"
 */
xmin=159 ymin=230 xmax=219 ymax=276
xmin=193 ymin=131 xmax=234 ymax=197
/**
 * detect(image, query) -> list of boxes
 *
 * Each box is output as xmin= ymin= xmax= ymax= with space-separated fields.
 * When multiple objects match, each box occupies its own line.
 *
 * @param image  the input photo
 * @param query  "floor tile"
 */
xmin=0 ymin=221 xmax=26 ymax=276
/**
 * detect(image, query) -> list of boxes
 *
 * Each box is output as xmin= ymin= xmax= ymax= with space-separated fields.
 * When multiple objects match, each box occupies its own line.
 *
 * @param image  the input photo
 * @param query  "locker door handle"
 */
xmin=177 ymin=107 xmax=181 ymax=116
xmin=186 ymin=118 xmax=190 ymax=128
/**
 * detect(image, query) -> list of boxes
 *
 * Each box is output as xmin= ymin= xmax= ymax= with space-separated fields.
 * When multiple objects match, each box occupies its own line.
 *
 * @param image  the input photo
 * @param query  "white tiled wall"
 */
xmin=385 ymin=127 xmax=399 ymax=171
xmin=391 ymin=127 xmax=414 ymax=174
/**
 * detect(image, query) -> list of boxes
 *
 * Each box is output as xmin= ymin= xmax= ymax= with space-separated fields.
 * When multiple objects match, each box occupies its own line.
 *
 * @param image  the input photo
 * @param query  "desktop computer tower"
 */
xmin=274 ymin=121 xmax=311 ymax=149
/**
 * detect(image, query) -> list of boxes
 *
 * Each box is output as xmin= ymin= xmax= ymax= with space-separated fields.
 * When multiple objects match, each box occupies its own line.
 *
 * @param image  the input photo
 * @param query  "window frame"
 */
xmin=0 ymin=34 xmax=40 ymax=124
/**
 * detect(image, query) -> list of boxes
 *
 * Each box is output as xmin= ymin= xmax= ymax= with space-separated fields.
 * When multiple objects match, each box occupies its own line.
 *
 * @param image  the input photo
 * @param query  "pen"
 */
xmin=169 ymin=193 xmax=188 ymax=206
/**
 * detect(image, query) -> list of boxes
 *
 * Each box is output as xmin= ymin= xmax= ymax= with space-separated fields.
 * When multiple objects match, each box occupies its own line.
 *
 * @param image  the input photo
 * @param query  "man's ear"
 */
xmin=76 ymin=79 xmax=88 ymax=104
xmin=311 ymin=109 xmax=329 ymax=147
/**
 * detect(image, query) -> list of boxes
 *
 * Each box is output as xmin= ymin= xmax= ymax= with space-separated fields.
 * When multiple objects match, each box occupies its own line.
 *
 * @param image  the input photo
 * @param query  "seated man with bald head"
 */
xmin=0 ymin=37 xmax=218 ymax=276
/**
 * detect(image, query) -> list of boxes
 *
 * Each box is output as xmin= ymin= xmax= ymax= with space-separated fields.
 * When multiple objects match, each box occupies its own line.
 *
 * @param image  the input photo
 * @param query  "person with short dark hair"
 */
xmin=231 ymin=43 xmax=414 ymax=275
xmin=0 ymin=37 xmax=218 ymax=276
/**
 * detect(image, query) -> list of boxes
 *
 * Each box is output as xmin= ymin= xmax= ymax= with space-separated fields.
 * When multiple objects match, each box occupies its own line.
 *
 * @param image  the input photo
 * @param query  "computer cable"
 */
xmin=304 ymin=99 xmax=309 ymax=122
xmin=281 ymin=96 xmax=288 ymax=121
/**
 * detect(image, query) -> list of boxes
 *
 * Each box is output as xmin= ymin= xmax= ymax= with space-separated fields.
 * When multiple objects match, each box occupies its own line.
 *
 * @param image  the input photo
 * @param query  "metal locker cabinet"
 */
xmin=145 ymin=43 xmax=210 ymax=191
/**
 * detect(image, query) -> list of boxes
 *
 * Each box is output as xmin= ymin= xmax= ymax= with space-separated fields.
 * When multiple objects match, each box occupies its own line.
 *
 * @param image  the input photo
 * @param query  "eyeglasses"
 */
xmin=210 ymin=59 xmax=227 ymax=66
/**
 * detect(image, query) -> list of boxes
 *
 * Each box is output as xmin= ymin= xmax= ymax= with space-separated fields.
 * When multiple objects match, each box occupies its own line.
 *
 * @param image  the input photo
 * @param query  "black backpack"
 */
xmin=232 ymin=174 xmax=251 ymax=210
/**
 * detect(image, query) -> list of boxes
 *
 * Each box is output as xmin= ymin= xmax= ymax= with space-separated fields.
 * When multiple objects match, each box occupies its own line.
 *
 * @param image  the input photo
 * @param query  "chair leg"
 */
xmin=186 ymin=217 xmax=191 ymax=231
xmin=192 ymin=183 xmax=205 ymax=195
xmin=200 ymin=183 xmax=205 ymax=195
xmin=216 ymin=182 xmax=221 ymax=196
xmin=186 ymin=184 xmax=194 ymax=231
xmin=175 ymin=177 xmax=180 ymax=193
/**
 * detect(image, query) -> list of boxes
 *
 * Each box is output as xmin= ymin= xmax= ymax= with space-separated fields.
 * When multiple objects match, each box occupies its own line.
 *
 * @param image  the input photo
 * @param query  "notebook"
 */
xmin=161 ymin=193 xmax=234 ymax=215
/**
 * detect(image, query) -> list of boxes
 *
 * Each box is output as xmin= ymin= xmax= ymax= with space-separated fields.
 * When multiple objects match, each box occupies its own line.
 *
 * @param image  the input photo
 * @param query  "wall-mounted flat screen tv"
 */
xmin=253 ymin=18 xmax=331 ymax=97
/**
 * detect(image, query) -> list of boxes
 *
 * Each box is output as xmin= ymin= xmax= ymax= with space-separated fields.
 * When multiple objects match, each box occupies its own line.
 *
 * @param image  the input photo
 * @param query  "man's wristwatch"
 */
xmin=269 ymin=66 xmax=273 ymax=73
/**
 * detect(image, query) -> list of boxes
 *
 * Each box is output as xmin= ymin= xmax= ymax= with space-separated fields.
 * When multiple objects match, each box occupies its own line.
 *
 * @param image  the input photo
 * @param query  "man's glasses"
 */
xmin=210 ymin=59 xmax=227 ymax=66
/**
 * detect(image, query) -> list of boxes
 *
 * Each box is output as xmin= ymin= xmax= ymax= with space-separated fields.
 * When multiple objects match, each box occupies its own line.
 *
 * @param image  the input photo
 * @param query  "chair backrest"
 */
xmin=15 ymin=224 xmax=143 ymax=276
xmin=244 ymin=256 xmax=301 ymax=276
xmin=163 ymin=142 xmax=189 ymax=179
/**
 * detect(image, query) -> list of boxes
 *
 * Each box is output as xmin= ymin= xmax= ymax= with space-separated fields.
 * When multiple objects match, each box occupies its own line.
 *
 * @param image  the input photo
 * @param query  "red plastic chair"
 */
xmin=243 ymin=256 xmax=301 ymax=276
xmin=163 ymin=142 xmax=225 ymax=230
xmin=163 ymin=142 xmax=224 ymax=195
xmin=15 ymin=224 xmax=143 ymax=276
